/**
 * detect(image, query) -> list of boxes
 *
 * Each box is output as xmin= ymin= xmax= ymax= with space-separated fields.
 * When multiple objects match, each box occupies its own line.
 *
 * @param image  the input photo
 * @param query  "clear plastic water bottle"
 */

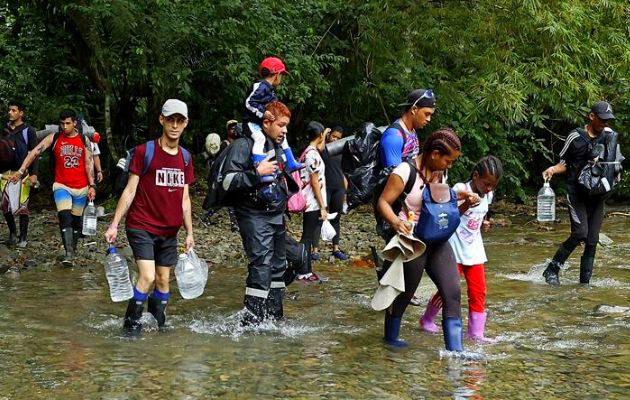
xmin=175 ymin=253 xmax=206 ymax=299
xmin=105 ymin=246 xmax=134 ymax=302
xmin=537 ymin=182 xmax=556 ymax=222
xmin=82 ymin=200 xmax=97 ymax=236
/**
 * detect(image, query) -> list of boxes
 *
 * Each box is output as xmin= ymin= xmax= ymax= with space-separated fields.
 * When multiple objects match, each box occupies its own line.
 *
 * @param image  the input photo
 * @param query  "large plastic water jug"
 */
xmin=175 ymin=250 xmax=208 ymax=299
xmin=537 ymin=182 xmax=556 ymax=222
xmin=82 ymin=200 xmax=97 ymax=236
xmin=105 ymin=246 xmax=134 ymax=302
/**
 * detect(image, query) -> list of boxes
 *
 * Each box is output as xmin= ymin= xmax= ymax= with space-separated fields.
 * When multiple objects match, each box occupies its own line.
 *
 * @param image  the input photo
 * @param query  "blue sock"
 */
xmin=151 ymin=288 xmax=170 ymax=301
xmin=133 ymin=287 xmax=148 ymax=301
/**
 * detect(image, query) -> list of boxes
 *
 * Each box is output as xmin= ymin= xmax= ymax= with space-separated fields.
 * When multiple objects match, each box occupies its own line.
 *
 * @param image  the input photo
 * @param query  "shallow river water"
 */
xmin=1 ymin=211 xmax=629 ymax=399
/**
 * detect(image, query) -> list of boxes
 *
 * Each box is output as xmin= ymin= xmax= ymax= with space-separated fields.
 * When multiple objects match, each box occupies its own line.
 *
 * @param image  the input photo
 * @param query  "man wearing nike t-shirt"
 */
xmin=105 ymin=99 xmax=194 ymax=336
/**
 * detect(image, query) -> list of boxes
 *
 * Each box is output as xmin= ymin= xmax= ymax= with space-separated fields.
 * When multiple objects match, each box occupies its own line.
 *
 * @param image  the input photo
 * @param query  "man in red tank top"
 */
xmin=105 ymin=99 xmax=195 ymax=336
xmin=11 ymin=109 xmax=96 ymax=267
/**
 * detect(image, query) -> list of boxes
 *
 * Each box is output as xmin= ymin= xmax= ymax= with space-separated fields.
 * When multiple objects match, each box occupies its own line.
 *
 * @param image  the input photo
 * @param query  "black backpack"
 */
xmin=0 ymin=127 xmax=29 ymax=172
xmin=202 ymin=139 xmax=246 ymax=211
xmin=576 ymin=127 xmax=624 ymax=197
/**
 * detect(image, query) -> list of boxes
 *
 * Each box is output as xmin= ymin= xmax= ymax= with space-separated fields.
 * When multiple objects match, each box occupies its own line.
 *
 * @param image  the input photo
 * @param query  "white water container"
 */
xmin=537 ymin=182 xmax=556 ymax=222
xmin=105 ymin=246 xmax=134 ymax=302
xmin=175 ymin=250 xmax=208 ymax=299
xmin=82 ymin=200 xmax=97 ymax=236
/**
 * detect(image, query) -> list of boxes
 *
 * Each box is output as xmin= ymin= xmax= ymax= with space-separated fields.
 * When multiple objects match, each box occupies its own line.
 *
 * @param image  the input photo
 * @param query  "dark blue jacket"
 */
xmin=243 ymin=80 xmax=277 ymax=125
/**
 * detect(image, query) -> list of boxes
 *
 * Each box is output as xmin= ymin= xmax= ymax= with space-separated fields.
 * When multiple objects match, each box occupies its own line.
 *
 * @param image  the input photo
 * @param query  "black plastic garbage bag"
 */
xmin=341 ymin=123 xmax=389 ymax=211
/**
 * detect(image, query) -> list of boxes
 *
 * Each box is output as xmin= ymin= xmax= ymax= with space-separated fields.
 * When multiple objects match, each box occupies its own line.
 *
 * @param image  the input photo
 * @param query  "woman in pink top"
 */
xmin=377 ymin=128 xmax=472 ymax=351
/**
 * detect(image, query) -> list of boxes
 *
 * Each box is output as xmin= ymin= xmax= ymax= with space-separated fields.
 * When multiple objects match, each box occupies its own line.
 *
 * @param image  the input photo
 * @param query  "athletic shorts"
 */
xmin=53 ymin=182 xmax=87 ymax=216
xmin=126 ymin=228 xmax=178 ymax=267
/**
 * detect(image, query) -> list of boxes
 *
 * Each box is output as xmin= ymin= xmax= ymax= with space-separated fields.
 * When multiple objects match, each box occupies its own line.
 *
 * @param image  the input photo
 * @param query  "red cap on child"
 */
xmin=259 ymin=57 xmax=288 ymax=76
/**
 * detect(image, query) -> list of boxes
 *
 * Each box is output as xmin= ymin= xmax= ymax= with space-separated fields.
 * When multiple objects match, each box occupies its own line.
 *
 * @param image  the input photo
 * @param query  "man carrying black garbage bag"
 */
xmin=221 ymin=100 xmax=293 ymax=325
xmin=541 ymin=101 xmax=623 ymax=286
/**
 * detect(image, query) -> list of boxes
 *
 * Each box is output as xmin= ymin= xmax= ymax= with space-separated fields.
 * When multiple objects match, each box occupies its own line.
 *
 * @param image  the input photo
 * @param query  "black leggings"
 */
xmin=388 ymin=241 xmax=461 ymax=319
xmin=300 ymin=210 xmax=322 ymax=273
xmin=326 ymin=187 xmax=345 ymax=246
xmin=553 ymin=191 xmax=605 ymax=262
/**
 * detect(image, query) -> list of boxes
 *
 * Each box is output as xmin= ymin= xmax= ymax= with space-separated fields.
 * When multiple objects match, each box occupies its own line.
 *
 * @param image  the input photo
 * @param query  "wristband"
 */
xmin=89 ymin=184 xmax=96 ymax=189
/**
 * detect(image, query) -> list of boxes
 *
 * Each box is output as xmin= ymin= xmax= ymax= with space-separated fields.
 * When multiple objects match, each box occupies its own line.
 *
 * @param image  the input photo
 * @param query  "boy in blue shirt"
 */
xmin=243 ymin=57 xmax=303 ymax=182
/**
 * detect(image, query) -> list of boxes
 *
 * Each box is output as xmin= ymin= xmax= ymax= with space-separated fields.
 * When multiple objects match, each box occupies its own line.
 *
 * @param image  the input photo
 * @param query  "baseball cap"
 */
xmin=398 ymin=89 xmax=436 ymax=109
xmin=590 ymin=101 xmax=615 ymax=120
xmin=259 ymin=57 xmax=288 ymax=76
xmin=161 ymin=99 xmax=188 ymax=118
xmin=226 ymin=119 xmax=238 ymax=129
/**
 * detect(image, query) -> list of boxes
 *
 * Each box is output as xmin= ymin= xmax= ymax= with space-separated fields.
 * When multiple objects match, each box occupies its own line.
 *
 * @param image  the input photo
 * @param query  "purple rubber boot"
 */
xmin=419 ymin=299 xmax=441 ymax=334
xmin=467 ymin=310 xmax=488 ymax=341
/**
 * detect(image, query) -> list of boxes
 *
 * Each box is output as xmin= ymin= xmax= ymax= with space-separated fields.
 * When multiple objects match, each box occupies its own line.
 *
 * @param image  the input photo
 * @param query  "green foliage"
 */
xmin=0 ymin=0 xmax=629 ymax=200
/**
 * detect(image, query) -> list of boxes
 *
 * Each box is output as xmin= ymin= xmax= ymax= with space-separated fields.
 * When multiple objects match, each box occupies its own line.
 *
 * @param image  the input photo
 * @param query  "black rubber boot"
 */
xmin=4 ymin=212 xmax=17 ymax=246
xmin=72 ymin=229 xmax=80 ymax=252
xmin=542 ymin=260 xmax=561 ymax=286
xmin=579 ymin=256 xmax=595 ymax=285
xmin=148 ymin=296 xmax=168 ymax=329
xmin=123 ymin=298 xmax=145 ymax=336
xmin=241 ymin=295 xmax=268 ymax=326
xmin=18 ymin=215 xmax=28 ymax=247
xmin=266 ymin=288 xmax=285 ymax=321
xmin=60 ymin=228 xmax=75 ymax=267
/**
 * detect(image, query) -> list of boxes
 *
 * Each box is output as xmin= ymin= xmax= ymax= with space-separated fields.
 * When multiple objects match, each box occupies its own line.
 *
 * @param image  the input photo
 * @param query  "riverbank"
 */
xmin=2 ymin=187 xmax=628 ymax=274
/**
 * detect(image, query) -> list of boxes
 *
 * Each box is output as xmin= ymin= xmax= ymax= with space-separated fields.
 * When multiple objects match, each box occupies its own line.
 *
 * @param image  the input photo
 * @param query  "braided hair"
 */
xmin=472 ymin=155 xmax=503 ymax=181
xmin=421 ymin=128 xmax=461 ymax=167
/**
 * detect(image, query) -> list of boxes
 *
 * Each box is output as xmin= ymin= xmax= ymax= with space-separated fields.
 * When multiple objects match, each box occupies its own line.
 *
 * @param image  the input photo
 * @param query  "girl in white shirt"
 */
xmin=297 ymin=122 xmax=328 ymax=283
xmin=419 ymin=155 xmax=503 ymax=341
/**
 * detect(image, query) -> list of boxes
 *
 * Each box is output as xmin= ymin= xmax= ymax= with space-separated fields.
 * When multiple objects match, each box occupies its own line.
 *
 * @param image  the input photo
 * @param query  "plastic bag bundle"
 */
xmin=175 ymin=249 xmax=209 ymax=299
xmin=321 ymin=219 xmax=337 ymax=242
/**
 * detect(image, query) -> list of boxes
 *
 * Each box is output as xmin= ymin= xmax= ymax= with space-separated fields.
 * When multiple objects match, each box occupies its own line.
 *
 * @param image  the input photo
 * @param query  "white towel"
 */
xmin=371 ymin=233 xmax=426 ymax=311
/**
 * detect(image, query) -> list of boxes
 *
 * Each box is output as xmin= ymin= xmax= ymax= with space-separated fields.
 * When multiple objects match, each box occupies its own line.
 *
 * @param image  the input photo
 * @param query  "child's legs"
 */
xmin=461 ymin=263 xmax=486 ymax=313
xmin=248 ymin=122 xmax=266 ymax=157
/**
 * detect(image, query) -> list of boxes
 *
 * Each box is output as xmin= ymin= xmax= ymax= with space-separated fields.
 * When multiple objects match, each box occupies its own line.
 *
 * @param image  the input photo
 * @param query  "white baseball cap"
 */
xmin=161 ymin=99 xmax=188 ymax=118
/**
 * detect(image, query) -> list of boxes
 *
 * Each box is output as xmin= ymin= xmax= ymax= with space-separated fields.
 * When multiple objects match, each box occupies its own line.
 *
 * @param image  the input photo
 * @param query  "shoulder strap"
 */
xmin=141 ymin=140 xmax=155 ymax=176
xmin=140 ymin=141 xmax=190 ymax=176
xmin=180 ymin=146 xmax=191 ymax=166
xmin=299 ymin=146 xmax=316 ymax=162
xmin=390 ymin=121 xmax=408 ymax=152
xmin=51 ymin=132 xmax=61 ymax=150
xmin=400 ymin=160 xmax=417 ymax=200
